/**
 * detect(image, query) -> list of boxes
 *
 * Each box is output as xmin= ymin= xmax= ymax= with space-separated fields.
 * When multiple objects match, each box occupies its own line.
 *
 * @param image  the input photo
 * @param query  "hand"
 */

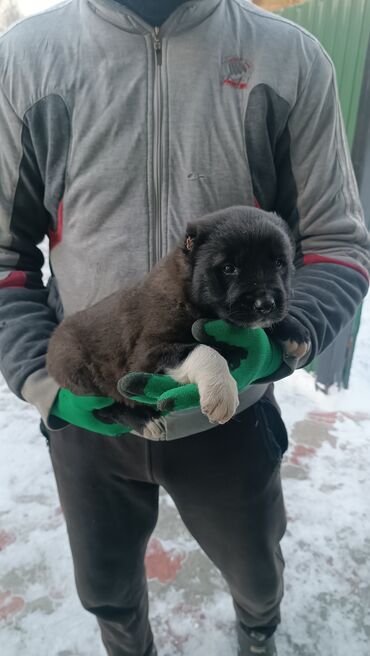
xmin=117 ymin=371 xmax=200 ymax=415
xmin=119 ymin=319 xmax=283 ymax=414
xmin=50 ymin=388 xmax=132 ymax=436
xmin=191 ymin=319 xmax=283 ymax=391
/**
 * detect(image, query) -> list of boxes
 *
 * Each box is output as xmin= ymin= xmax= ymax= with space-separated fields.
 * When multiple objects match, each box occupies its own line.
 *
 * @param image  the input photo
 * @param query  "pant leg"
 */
xmin=47 ymin=424 xmax=159 ymax=656
xmin=150 ymin=389 xmax=288 ymax=632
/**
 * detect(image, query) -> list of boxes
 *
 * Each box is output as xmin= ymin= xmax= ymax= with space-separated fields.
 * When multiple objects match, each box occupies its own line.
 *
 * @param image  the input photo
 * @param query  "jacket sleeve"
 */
xmin=0 ymin=81 xmax=60 ymax=425
xmin=269 ymin=43 xmax=370 ymax=379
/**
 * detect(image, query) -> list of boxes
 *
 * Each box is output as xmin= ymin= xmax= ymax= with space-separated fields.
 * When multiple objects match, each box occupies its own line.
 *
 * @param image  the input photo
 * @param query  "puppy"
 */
xmin=47 ymin=206 xmax=310 ymax=438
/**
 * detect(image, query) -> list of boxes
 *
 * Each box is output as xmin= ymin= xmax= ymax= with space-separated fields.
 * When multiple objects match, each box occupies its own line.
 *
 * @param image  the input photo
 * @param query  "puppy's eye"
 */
xmin=275 ymin=258 xmax=285 ymax=269
xmin=223 ymin=264 xmax=237 ymax=275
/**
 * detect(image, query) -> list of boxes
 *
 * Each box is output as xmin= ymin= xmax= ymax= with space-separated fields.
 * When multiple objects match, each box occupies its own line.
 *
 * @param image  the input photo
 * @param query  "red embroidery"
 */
xmin=222 ymin=79 xmax=247 ymax=89
xmin=222 ymin=56 xmax=251 ymax=90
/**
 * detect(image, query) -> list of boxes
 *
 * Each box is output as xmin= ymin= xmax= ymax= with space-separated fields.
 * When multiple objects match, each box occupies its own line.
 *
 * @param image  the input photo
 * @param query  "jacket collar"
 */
xmin=85 ymin=0 xmax=223 ymax=35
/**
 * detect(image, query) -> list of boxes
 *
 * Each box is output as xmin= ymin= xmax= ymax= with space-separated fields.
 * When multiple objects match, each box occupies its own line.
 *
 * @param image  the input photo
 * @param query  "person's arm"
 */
xmin=267 ymin=42 xmax=369 ymax=379
xmin=116 ymin=45 xmax=370 ymax=411
xmin=0 ymin=80 xmax=61 ymax=425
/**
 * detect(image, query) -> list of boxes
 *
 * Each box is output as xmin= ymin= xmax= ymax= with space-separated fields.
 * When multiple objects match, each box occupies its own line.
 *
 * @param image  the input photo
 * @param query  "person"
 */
xmin=0 ymin=1 xmax=369 ymax=654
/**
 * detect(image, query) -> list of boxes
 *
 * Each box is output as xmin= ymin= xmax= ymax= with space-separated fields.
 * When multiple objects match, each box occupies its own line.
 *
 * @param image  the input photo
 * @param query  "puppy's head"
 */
xmin=184 ymin=206 xmax=294 ymax=328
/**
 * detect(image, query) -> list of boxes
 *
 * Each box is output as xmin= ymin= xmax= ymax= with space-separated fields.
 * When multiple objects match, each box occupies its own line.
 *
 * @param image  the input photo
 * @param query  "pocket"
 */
xmin=254 ymin=396 xmax=288 ymax=465
xmin=39 ymin=419 xmax=50 ymax=444
xmin=39 ymin=418 xmax=71 ymax=445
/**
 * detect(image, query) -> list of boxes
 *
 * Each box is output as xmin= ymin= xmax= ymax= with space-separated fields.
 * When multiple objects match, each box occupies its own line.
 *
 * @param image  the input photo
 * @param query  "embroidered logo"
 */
xmin=222 ymin=56 xmax=251 ymax=90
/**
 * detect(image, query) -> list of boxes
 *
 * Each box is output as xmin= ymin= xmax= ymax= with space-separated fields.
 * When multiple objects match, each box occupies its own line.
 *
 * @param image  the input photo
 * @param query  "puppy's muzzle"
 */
xmin=253 ymin=295 xmax=276 ymax=316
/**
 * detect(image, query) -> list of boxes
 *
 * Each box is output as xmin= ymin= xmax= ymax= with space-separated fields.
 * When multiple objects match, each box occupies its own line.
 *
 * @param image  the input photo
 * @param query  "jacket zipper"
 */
xmin=152 ymin=27 xmax=163 ymax=264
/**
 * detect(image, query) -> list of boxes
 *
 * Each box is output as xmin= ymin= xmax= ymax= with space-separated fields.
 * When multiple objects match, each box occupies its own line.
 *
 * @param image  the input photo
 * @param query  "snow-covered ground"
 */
xmin=1 ymin=294 xmax=369 ymax=655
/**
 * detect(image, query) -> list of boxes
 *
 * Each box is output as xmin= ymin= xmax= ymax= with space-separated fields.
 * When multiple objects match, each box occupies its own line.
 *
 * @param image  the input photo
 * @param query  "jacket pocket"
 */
xmin=254 ymin=396 xmax=288 ymax=466
xmin=39 ymin=418 xmax=71 ymax=447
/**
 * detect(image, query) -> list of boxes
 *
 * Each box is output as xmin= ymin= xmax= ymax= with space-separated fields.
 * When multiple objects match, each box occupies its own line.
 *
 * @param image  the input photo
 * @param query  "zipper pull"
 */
xmin=153 ymin=27 xmax=162 ymax=65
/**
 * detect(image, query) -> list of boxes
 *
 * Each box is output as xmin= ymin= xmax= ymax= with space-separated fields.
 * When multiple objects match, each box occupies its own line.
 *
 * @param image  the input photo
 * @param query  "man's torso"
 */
xmin=0 ymin=0 xmax=318 ymax=317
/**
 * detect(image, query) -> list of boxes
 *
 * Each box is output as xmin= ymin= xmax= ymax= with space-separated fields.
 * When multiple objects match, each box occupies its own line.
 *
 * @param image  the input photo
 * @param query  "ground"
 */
xmin=1 ymin=297 xmax=369 ymax=656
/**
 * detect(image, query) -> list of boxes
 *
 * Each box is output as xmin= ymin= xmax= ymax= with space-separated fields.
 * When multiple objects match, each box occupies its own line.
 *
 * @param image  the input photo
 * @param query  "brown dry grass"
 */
xmin=253 ymin=0 xmax=305 ymax=11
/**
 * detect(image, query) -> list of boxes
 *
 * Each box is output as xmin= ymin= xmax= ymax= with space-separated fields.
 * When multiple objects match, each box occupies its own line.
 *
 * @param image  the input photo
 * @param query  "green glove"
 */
xmin=118 ymin=372 xmax=199 ymax=414
xmin=50 ymin=388 xmax=132 ymax=436
xmin=118 ymin=320 xmax=283 ymax=414
xmin=51 ymin=321 xmax=283 ymax=433
xmin=192 ymin=319 xmax=283 ymax=389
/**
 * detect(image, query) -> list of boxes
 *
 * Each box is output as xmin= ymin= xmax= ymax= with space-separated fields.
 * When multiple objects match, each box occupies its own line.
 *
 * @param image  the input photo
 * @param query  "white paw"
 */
xmin=200 ymin=374 xmax=239 ymax=425
xmin=166 ymin=345 xmax=240 ymax=425
xmin=281 ymin=339 xmax=310 ymax=359
xmin=142 ymin=417 xmax=167 ymax=440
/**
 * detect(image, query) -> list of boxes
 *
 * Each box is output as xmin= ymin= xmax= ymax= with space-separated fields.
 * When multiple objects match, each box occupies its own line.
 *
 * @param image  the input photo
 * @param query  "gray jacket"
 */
xmin=0 ymin=0 xmax=369 ymax=438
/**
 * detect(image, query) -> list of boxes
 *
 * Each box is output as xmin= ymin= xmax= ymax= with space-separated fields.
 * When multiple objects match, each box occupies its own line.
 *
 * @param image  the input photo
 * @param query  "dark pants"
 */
xmin=45 ymin=388 xmax=288 ymax=656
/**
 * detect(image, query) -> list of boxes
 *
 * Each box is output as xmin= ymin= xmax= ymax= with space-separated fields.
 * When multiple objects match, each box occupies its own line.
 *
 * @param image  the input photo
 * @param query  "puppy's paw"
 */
xmin=167 ymin=344 xmax=239 ymax=425
xmin=268 ymin=315 xmax=311 ymax=361
xmin=94 ymin=402 xmax=166 ymax=439
xmin=281 ymin=338 xmax=310 ymax=360
xmin=142 ymin=417 xmax=167 ymax=440
xmin=200 ymin=374 xmax=239 ymax=424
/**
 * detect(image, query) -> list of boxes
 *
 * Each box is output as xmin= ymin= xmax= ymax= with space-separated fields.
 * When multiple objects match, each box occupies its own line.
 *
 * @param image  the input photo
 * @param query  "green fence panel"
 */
xmin=277 ymin=0 xmax=370 ymax=147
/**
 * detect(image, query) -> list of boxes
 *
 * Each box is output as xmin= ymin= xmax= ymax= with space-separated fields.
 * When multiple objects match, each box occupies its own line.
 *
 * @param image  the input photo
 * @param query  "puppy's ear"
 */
xmin=271 ymin=212 xmax=295 ymax=252
xmin=184 ymin=232 xmax=196 ymax=253
xmin=183 ymin=221 xmax=208 ymax=255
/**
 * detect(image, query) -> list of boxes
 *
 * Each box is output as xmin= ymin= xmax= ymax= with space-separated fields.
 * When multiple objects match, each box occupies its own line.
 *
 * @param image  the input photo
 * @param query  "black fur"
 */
xmin=47 ymin=206 xmax=308 ymax=431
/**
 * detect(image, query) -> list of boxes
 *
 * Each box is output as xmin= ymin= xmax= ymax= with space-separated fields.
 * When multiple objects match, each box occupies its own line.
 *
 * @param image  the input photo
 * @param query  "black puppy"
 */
xmin=47 ymin=206 xmax=310 ymax=437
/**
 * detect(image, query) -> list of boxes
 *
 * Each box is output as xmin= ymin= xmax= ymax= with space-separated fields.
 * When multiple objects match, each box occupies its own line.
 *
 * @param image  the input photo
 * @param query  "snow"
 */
xmin=1 ymin=292 xmax=369 ymax=655
xmin=17 ymin=1 xmax=60 ymax=17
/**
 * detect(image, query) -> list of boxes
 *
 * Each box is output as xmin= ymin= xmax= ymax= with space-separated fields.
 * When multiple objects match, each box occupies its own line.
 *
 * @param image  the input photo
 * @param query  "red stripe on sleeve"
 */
xmin=49 ymin=200 xmax=63 ymax=250
xmin=0 ymin=272 xmax=27 ymax=289
xmin=303 ymin=254 xmax=369 ymax=281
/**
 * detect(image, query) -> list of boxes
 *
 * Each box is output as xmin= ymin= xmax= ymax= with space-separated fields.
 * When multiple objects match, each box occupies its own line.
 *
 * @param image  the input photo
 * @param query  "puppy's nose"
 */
xmin=253 ymin=296 xmax=276 ymax=315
